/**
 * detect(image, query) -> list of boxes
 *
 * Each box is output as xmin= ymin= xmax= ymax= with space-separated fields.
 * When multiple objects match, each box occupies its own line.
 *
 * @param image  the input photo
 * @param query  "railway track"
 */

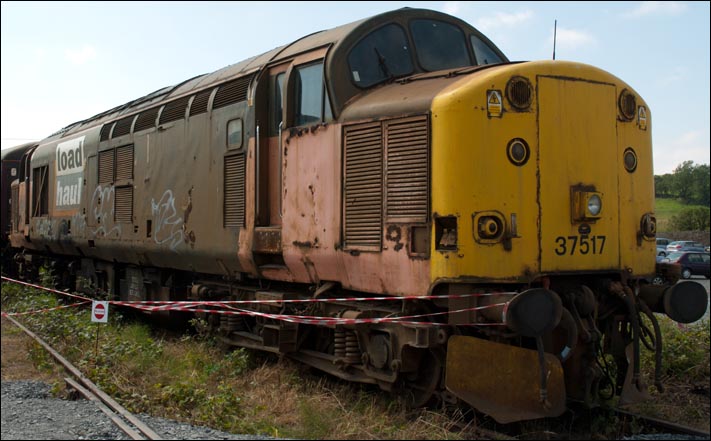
xmin=4 ymin=314 xmax=162 ymax=440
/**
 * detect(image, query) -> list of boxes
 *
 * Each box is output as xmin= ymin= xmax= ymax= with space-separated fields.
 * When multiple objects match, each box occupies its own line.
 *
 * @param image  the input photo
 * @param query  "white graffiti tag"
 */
xmin=151 ymin=190 xmax=184 ymax=250
xmin=90 ymin=185 xmax=121 ymax=237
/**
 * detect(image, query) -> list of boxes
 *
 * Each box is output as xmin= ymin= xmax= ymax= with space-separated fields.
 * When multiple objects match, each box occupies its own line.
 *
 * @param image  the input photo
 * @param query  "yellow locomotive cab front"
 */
xmin=431 ymin=60 xmax=657 ymax=422
xmin=430 ymin=60 xmax=656 ymax=282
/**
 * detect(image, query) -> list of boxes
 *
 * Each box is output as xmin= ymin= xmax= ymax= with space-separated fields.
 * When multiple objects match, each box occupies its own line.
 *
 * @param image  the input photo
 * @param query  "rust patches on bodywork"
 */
xmin=293 ymin=237 xmax=320 ymax=249
xmin=182 ymin=187 xmax=193 ymax=225
xmin=182 ymin=187 xmax=196 ymax=248
xmin=386 ymin=224 xmax=404 ymax=252
xmin=253 ymin=228 xmax=282 ymax=253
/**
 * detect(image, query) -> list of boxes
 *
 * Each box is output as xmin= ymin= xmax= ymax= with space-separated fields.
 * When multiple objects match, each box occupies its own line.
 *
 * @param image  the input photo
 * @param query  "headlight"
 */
xmin=587 ymin=194 xmax=602 ymax=216
xmin=572 ymin=189 xmax=603 ymax=222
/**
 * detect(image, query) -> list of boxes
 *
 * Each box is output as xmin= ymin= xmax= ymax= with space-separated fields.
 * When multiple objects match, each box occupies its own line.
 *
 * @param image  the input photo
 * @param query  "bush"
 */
xmin=669 ymin=206 xmax=711 ymax=231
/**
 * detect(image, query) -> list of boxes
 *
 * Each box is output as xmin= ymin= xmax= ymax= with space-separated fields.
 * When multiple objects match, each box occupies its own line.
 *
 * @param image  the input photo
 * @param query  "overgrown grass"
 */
xmin=1 ymin=281 xmax=470 ymax=439
xmin=631 ymin=315 xmax=710 ymax=431
xmin=2 ymin=278 xmax=709 ymax=437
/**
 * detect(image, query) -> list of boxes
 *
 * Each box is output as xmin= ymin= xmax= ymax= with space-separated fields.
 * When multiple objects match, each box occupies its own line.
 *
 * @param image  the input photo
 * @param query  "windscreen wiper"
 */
xmin=374 ymin=47 xmax=393 ymax=80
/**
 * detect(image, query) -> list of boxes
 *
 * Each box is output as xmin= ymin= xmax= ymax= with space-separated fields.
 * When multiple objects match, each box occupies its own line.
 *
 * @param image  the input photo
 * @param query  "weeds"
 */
xmin=2 ymin=277 xmax=709 ymax=438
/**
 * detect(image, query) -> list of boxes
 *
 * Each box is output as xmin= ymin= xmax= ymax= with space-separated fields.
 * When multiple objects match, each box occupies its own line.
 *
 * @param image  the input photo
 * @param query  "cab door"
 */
xmin=252 ymin=63 xmax=288 ymax=268
xmin=252 ymin=48 xmax=330 ymax=273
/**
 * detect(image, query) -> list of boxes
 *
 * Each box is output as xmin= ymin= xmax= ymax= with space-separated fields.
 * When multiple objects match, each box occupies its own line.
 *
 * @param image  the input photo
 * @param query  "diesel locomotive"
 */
xmin=2 ymin=8 xmax=708 ymax=423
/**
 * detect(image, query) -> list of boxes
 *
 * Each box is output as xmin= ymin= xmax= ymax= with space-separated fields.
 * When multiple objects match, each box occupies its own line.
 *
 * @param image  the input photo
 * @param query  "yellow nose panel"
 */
xmin=538 ymin=77 xmax=620 ymax=271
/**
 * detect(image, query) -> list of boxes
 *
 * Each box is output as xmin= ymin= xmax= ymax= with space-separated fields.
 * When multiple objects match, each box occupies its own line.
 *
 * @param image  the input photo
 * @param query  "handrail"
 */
xmin=278 ymin=121 xmax=284 ymax=218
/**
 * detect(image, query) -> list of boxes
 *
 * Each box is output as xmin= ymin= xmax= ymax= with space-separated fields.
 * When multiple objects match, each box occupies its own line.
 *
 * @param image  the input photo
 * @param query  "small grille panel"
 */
xmin=115 ymin=145 xmax=134 ymax=181
xmin=159 ymin=96 xmax=190 ymax=124
xmin=344 ymin=123 xmax=383 ymax=249
xmin=506 ymin=76 xmax=532 ymax=110
xmin=134 ymin=107 xmax=159 ymax=132
xmin=189 ymin=89 xmax=213 ymax=116
xmin=224 ymin=154 xmax=246 ymax=228
xmin=619 ymin=89 xmax=636 ymax=120
xmin=385 ymin=115 xmax=429 ymax=222
xmin=213 ymin=75 xmax=252 ymax=109
xmin=112 ymin=115 xmax=135 ymax=138
xmin=114 ymin=186 xmax=133 ymax=223
xmin=98 ymin=149 xmax=114 ymax=184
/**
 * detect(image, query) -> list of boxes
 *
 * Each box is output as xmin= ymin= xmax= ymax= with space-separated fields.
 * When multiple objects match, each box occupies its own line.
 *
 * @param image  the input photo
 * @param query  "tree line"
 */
xmin=654 ymin=161 xmax=710 ymax=205
xmin=655 ymin=161 xmax=710 ymax=231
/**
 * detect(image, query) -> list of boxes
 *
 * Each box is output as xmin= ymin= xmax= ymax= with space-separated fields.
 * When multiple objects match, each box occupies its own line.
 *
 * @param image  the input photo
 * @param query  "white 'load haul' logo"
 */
xmin=55 ymin=136 xmax=85 ymax=209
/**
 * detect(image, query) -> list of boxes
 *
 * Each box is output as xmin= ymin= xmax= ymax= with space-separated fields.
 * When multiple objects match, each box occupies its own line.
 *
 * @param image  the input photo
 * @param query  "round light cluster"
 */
xmin=507 ymin=138 xmax=530 ymax=166
xmin=624 ymin=147 xmax=637 ymax=172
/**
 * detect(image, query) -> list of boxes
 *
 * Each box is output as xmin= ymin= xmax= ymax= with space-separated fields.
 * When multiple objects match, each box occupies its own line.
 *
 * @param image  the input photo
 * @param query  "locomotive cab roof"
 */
xmin=49 ymin=8 xmax=508 ymax=142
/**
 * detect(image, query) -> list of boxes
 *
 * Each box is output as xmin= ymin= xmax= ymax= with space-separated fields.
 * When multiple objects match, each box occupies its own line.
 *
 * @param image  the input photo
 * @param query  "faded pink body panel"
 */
xmin=274 ymin=123 xmax=431 ymax=296
xmin=280 ymin=124 xmax=342 ymax=284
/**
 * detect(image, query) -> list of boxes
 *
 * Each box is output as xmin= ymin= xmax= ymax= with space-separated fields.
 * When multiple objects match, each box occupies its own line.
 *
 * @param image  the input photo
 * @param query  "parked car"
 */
xmin=662 ymin=252 xmax=711 ymax=279
xmin=665 ymin=241 xmax=707 ymax=253
xmin=656 ymin=237 xmax=671 ymax=256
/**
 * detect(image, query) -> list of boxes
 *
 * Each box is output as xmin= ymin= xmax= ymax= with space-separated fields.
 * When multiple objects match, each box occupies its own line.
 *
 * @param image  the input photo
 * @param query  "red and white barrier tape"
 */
xmin=1 ymin=301 xmax=91 ymax=317
xmin=126 ymin=301 xmax=507 ymax=327
xmin=2 ymin=277 xmax=93 ymax=302
xmin=2 ymin=276 xmax=509 ymax=327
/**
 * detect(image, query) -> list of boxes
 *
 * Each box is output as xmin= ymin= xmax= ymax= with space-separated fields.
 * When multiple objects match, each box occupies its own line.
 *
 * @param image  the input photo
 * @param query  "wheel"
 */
xmin=658 ymin=251 xmax=666 ymax=257
xmin=397 ymin=348 xmax=443 ymax=408
xmin=681 ymin=268 xmax=692 ymax=279
xmin=651 ymin=276 xmax=665 ymax=285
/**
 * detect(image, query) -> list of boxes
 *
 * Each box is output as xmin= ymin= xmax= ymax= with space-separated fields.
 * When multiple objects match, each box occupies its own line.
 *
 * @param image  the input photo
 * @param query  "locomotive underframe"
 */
xmin=12 ymin=249 xmax=704 ymax=423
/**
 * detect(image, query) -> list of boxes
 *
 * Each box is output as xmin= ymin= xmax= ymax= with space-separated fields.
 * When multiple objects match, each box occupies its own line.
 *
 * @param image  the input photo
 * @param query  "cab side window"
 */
xmin=294 ymin=62 xmax=332 ymax=126
xmin=269 ymin=73 xmax=285 ymax=136
xmin=470 ymin=34 xmax=504 ymax=65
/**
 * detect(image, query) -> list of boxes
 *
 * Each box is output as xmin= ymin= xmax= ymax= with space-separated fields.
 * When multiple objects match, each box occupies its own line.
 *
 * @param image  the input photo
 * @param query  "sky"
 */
xmin=1 ymin=1 xmax=709 ymax=175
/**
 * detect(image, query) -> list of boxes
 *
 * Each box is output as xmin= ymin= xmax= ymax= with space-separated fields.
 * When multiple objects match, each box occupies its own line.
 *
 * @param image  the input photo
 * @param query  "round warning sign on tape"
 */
xmin=91 ymin=301 xmax=109 ymax=323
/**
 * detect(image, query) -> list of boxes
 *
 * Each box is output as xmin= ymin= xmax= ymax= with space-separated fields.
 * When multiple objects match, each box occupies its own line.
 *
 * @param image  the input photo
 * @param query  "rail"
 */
xmin=4 ymin=314 xmax=162 ymax=440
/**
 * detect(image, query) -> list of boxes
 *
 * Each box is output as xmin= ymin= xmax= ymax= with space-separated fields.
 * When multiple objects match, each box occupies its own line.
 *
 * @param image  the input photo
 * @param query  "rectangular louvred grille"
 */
xmin=115 ymin=145 xmax=134 ymax=181
xmin=159 ymin=96 xmax=190 ymax=124
xmin=385 ymin=115 xmax=429 ymax=222
xmin=224 ymin=154 xmax=246 ymax=228
xmin=344 ymin=123 xmax=383 ymax=249
xmin=100 ymin=123 xmax=113 ymax=141
xmin=212 ymin=75 xmax=252 ymax=109
xmin=112 ymin=115 xmax=135 ymax=138
xmin=114 ymin=186 xmax=133 ymax=223
xmin=98 ymin=150 xmax=114 ymax=184
xmin=189 ymin=89 xmax=212 ymax=116
xmin=134 ymin=107 xmax=159 ymax=132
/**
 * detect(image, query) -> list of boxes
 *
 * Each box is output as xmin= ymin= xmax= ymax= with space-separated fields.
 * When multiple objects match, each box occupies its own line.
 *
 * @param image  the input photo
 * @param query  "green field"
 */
xmin=655 ymin=197 xmax=707 ymax=232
